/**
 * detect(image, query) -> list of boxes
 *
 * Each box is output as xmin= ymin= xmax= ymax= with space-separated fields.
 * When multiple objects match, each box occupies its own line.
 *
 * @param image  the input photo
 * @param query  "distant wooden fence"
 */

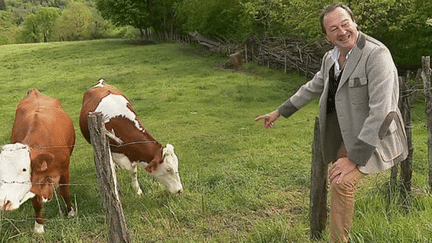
xmin=309 ymin=56 xmax=431 ymax=240
xmin=140 ymin=31 xmax=333 ymax=78
xmin=242 ymin=35 xmax=330 ymax=77
xmin=185 ymin=31 xmax=331 ymax=78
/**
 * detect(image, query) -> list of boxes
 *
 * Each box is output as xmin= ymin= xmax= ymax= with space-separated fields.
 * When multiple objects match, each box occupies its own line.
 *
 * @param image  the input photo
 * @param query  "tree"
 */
xmin=22 ymin=13 xmax=41 ymax=42
xmin=22 ymin=7 xmax=60 ymax=42
xmin=0 ymin=11 xmax=20 ymax=45
xmin=53 ymin=2 xmax=93 ymax=41
xmin=241 ymin=0 xmax=287 ymax=35
xmin=176 ymin=0 xmax=329 ymax=40
xmin=96 ymin=0 xmax=149 ymax=38
xmin=88 ymin=7 xmax=116 ymax=39
xmin=95 ymin=0 xmax=183 ymax=38
xmin=0 ymin=0 xmax=6 ymax=10
xmin=37 ymin=7 xmax=60 ymax=42
xmin=350 ymin=0 xmax=432 ymax=70
xmin=177 ymin=0 xmax=246 ymax=40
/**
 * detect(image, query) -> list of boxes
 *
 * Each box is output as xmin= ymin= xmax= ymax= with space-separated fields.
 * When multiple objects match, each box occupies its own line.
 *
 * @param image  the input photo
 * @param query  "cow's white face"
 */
xmin=153 ymin=144 xmax=183 ymax=194
xmin=0 ymin=143 xmax=35 ymax=211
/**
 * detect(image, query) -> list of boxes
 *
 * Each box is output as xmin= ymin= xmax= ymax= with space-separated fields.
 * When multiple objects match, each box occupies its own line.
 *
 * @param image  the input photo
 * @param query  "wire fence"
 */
xmin=0 ymin=139 xmax=160 ymax=236
xmin=1 ymin=53 xmax=431 ymax=238
xmin=0 ymin=86 xmax=430 ymax=231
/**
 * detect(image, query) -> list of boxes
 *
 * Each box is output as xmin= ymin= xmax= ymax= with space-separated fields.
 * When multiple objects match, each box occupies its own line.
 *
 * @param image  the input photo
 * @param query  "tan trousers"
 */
xmin=329 ymin=146 xmax=365 ymax=243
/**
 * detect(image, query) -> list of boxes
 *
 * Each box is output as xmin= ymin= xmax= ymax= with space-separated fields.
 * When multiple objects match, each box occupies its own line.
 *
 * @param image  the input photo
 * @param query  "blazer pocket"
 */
xmin=348 ymin=77 xmax=368 ymax=104
xmin=376 ymin=120 xmax=407 ymax=162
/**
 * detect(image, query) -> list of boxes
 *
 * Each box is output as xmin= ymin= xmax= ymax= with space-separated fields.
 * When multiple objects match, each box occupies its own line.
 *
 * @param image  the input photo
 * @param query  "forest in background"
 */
xmin=0 ymin=0 xmax=137 ymax=44
xmin=0 ymin=0 xmax=431 ymax=71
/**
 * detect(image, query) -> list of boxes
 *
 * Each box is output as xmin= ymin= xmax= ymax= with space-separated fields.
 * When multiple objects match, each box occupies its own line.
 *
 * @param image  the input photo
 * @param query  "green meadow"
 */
xmin=0 ymin=39 xmax=430 ymax=242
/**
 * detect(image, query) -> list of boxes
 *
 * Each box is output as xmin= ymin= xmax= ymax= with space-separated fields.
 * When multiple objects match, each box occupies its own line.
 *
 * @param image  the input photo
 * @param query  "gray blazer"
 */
xmin=278 ymin=32 xmax=408 ymax=174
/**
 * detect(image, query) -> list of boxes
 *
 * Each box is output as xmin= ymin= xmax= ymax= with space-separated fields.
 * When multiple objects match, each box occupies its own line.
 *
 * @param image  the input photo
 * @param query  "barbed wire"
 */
xmin=0 ymin=214 xmax=106 ymax=224
xmin=0 ymin=79 xmax=430 ymax=185
xmin=1 ymin=140 xmax=161 ymax=151
xmin=0 ymin=179 xmax=96 ymax=187
xmin=400 ymin=87 xmax=432 ymax=98
xmin=0 ymin=168 xmax=179 ymax=187
xmin=0 ymin=190 xmax=106 ymax=234
xmin=109 ymin=140 xmax=158 ymax=147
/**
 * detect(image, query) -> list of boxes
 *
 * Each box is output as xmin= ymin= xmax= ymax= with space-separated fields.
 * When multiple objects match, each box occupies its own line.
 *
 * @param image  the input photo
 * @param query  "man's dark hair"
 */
xmin=320 ymin=3 xmax=356 ymax=34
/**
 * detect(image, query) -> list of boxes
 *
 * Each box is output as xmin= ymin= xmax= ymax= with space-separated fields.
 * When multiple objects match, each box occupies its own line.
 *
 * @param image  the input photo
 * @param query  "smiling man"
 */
xmin=255 ymin=3 xmax=408 ymax=242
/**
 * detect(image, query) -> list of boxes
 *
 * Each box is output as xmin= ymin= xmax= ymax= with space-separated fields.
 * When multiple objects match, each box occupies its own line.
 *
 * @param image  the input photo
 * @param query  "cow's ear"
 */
xmin=164 ymin=144 xmax=174 ymax=155
xmin=32 ymin=153 xmax=54 ymax=172
xmin=162 ymin=144 xmax=174 ymax=160
xmin=145 ymin=159 xmax=158 ymax=173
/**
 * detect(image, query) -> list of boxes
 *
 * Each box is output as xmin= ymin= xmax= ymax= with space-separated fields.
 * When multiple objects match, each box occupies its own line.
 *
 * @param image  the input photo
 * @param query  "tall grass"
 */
xmin=0 ymin=40 xmax=430 ymax=242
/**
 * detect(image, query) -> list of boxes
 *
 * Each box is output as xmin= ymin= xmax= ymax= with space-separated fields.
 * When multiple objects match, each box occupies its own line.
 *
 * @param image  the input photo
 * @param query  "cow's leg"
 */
xmin=32 ymin=196 xmax=44 ymax=233
xmin=130 ymin=165 xmax=143 ymax=195
xmin=59 ymin=171 xmax=75 ymax=217
xmin=112 ymin=153 xmax=143 ymax=195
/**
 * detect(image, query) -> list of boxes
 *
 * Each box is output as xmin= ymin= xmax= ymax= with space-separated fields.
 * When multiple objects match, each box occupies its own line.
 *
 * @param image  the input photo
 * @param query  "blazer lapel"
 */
xmin=338 ymin=32 xmax=366 ymax=89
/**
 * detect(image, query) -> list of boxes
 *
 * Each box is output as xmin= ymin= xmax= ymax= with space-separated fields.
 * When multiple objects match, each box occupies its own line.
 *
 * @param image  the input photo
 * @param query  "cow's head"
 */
xmin=145 ymin=144 xmax=183 ymax=194
xmin=0 ymin=143 xmax=35 ymax=211
xmin=29 ymin=149 xmax=56 ymax=202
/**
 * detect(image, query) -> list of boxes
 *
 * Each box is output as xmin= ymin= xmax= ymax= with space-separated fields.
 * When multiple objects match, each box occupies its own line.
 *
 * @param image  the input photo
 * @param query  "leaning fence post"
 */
xmin=88 ymin=112 xmax=131 ymax=243
xmin=422 ymin=56 xmax=432 ymax=190
xmin=310 ymin=117 xmax=328 ymax=240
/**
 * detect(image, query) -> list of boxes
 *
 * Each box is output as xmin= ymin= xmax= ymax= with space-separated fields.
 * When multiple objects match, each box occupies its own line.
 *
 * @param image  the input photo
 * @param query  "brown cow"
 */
xmin=79 ymin=79 xmax=183 ymax=195
xmin=0 ymin=88 xmax=75 ymax=233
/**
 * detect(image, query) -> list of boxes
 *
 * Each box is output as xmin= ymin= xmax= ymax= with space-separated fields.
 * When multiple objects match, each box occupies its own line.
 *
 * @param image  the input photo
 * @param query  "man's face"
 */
xmin=323 ymin=7 xmax=358 ymax=54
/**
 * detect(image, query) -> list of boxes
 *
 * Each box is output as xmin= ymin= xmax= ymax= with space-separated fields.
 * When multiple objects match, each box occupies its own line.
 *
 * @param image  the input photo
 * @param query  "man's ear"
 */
xmin=32 ymin=153 xmax=54 ymax=172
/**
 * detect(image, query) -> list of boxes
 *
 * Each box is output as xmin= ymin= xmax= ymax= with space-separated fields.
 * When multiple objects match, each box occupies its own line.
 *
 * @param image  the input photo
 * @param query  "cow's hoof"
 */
xmin=34 ymin=221 xmax=44 ymax=234
xmin=67 ymin=207 xmax=76 ymax=217
xmin=138 ymin=184 xmax=145 ymax=196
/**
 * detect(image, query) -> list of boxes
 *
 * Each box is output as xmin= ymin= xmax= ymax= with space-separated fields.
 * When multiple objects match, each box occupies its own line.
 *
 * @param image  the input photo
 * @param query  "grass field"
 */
xmin=0 ymin=39 xmax=430 ymax=242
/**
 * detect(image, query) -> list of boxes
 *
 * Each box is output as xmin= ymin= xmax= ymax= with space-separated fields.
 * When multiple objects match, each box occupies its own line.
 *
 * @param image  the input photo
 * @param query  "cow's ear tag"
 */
xmin=39 ymin=161 xmax=48 ymax=172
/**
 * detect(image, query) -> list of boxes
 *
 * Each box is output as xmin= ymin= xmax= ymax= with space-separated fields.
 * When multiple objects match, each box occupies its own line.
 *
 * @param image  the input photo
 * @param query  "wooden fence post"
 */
xmin=390 ymin=77 xmax=414 ymax=203
xmin=88 ymin=112 xmax=131 ymax=243
xmin=244 ymin=44 xmax=248 ymax=63
xmin=390 ymin=165 xmax=398 ymax=194
xmin=422 ymin=56 xmax=432 ymax=190
xmin=310 ymin=117 xmax=328 ymax=240
xmin=399 ymin=77 xmax=413 ymax=206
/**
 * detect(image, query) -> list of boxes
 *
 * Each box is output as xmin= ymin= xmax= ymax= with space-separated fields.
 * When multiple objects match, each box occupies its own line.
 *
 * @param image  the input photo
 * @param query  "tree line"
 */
xmin=0 ymin=0 xmax=129 ymax=44
xmin=1 ymin=0 xmax=431 ymax=71
xmin=178 ymin=0 xmax=431 ymax=71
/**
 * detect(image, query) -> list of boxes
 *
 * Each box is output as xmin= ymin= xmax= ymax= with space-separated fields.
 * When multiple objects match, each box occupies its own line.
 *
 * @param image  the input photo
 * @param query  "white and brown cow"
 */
xmin=79 ymin=79 xmax=183 ymax=195
xmin=0 ymin=88 xmax=75 ymax=233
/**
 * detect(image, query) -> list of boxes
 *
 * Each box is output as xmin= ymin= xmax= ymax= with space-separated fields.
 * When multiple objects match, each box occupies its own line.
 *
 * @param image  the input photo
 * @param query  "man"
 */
xmin=255 ymin=3 xmax=408 ymax=242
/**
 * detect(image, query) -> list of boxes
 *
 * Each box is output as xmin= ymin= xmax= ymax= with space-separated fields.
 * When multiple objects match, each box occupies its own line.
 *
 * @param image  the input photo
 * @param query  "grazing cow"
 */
xmin=79 ymin=79 xmax=183 ymax=195
xmin=0 ymin=88 xmax=75 ymax=233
